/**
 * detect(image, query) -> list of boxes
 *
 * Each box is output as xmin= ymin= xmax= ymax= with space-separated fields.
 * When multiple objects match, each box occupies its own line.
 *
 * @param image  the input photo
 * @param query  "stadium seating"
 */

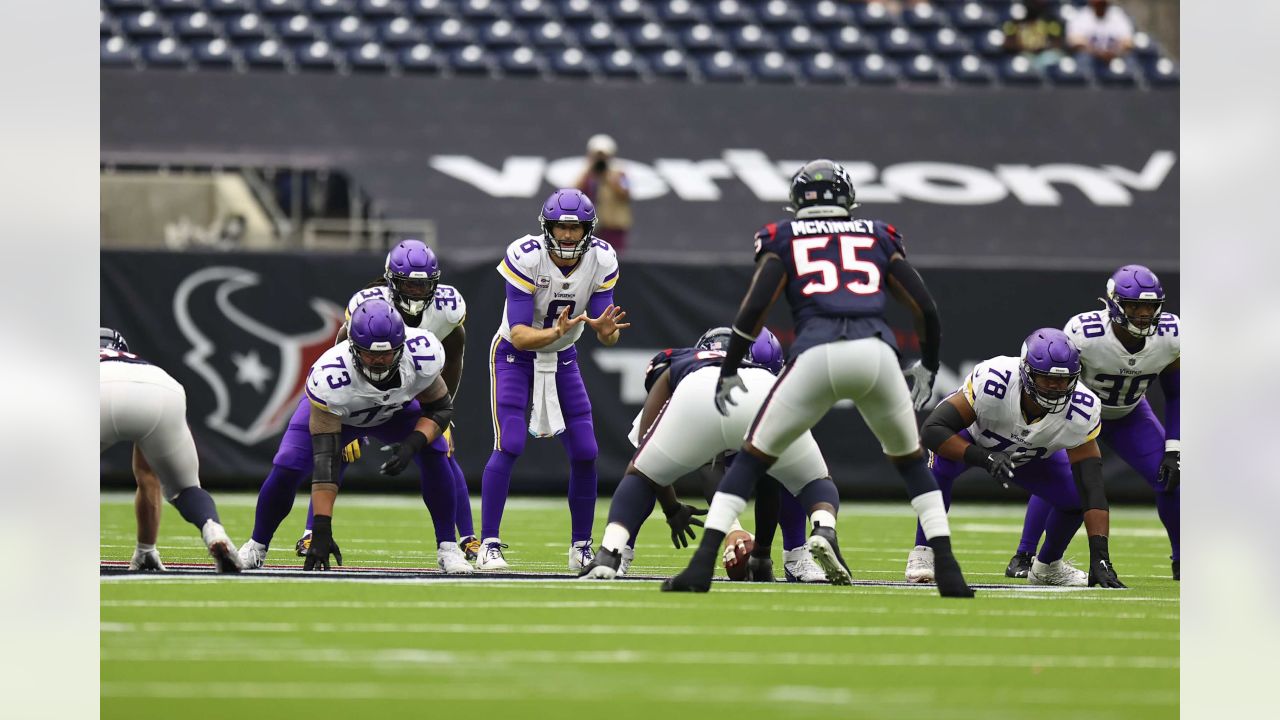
xmin=98 ymin=0 xmax=1177 ymax=88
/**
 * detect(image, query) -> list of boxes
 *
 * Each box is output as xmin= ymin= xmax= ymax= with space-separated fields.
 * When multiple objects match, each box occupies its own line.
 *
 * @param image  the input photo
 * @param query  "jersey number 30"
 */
xmin=792 ymin=235 xmax=881 ymax=297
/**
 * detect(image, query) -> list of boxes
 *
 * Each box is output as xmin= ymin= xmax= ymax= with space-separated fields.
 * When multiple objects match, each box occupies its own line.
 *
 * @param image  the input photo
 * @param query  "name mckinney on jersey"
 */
xmin=789 ymin=219 xmax=877 ymax=236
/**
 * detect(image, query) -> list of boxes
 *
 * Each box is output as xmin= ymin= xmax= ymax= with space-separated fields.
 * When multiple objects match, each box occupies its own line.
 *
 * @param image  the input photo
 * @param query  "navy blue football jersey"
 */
xmin=99 ymin=347 xmax=151 ymax=366
xmin=644 ymin=347 xmax=768 ymax=393
xmin=754 ymin=216 xmax=905 ymax=357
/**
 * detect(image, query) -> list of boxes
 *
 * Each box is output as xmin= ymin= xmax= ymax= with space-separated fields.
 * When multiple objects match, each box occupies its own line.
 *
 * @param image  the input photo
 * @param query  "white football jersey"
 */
xmin=495 ymin=234 xmax=620 ymax=352
xmin=304 ymin=326 xmax=445 ymax=427
xmin=1064 ymin=310 xmax=1181 ymax=420
xmin=959 ymin=355 xmax=1102 ymax=467
xmin=344 ymin=283 xmax=467 ymax=340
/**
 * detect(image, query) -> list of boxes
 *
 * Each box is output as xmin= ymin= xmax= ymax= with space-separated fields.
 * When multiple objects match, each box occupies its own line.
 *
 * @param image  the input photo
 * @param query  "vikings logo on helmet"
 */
xmin=173 ymin=267 xmax=345 ymax=446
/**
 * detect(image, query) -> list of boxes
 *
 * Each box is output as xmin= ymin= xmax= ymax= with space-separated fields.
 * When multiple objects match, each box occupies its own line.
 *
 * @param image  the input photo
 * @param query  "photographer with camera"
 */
xmin=575 ymin=134 xmax=632 ymax=255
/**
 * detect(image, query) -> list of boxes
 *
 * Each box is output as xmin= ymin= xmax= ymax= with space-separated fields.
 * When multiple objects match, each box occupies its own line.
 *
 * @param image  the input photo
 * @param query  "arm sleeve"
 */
xmin=588 ymin=288 xmax=614 ymax=318
xmin=1159 ymin=367 xmax=1180 ymax=441
xmin=723 ymin=254 xmax=787 ymax=375
xmin=1072 ymin=456 xmax=1108 ymax=512
xmin=505 ymin=283 xmax=535 ymax=328
xmin=888 ymin=257 xmax=941 ymax=372
xmin=920 ymin=401 xmax=968 ymax=453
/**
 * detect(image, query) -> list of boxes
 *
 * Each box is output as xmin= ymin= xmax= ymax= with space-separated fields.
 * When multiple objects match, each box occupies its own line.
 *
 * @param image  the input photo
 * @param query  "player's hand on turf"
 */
xmin=664 ymin=503 xmax=707 ymax=548
xmin=714 ymin=374 xmax=747 ymax=416
xmin=1157 ymin=450 xmax=1180 ymax=493
xmin=980 ymin=451 xmax=1015 ymax=489
xmin=1087 ymin=535 xmax=1125 ymax=588
xmin=129 ymin=548 xmax=166 ymax=572
xmin=379 ymin=431 xmax=429 ymax=476
xmin=342 ymin=437 xmax=368 ymax=463
xmin=304 ymin=515 xmax=343 ymax=571
xmin=581 ymin=304 xmax=630 ymax=338
xmin=903 ymin=361 xmax=936 ymax=411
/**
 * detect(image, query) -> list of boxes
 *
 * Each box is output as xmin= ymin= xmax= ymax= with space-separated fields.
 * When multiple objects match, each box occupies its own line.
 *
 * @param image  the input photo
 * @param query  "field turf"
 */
xmin=101 ymin=493 xmax=1178 ymax=720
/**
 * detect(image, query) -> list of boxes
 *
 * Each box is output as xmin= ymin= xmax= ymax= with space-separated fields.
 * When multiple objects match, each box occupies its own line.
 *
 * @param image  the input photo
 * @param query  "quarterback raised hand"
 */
xmin=580 ymin=303 xmax=630 ymax=345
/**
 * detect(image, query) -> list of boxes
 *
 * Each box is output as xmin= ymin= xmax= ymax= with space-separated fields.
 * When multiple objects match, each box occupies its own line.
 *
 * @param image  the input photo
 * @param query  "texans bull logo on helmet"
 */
xmin=173 ymin=266 xmax=345 ymax=446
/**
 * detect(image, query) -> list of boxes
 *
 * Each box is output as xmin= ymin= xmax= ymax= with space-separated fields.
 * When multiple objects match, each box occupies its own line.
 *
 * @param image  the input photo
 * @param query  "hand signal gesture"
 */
xmin=581 ymin=304 xmax=630 ymax=338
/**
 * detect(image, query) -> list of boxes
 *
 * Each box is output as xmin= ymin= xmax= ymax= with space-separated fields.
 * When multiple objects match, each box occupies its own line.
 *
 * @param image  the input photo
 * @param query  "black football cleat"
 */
xmin=578 ymin=547 xmax=622 ymax=579
xmin=805 ymin=525 xmax=852 ymax=585
xmin=661 ymin=566 xmax=713 ymax=592
xmin=746 ymin=555 xmax=775 ymax=582
xmin=1005 ymin=551 xmax=1034 ymax=579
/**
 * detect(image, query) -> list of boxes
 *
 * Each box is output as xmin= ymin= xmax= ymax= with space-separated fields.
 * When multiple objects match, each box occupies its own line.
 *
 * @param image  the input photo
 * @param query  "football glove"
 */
xmin=342 ymin=437 xmax=368 ymax=463
xmin=903 ymin=360 xmax=936 ymax=411
xmin=664 ymin=503 xmax=707 ymax=548
xmin=1157 ymin=450 xmax=1180 ymax=493
xmin=1087 ymin=535 xmax=1126 ymax=588
xmin=303 ymin=515 xmax=343 ymax=571
xmin=129 ymin=548 xmax=166 ymax=572
xmin=713 ymin=374 xmax=747 ymax=417
xmin=983 ymin=451 xmax=1015 ymax=489
xmin=380 ymin=431 xmax=429 ymax=476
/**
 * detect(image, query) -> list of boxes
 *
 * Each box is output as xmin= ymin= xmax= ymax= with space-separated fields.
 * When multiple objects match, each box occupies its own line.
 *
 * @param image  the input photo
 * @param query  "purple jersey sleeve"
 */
xmin=505 ymin=283 xmax=535 ymax=327
xmin=588 ymin=288 xmax=614 ymax=318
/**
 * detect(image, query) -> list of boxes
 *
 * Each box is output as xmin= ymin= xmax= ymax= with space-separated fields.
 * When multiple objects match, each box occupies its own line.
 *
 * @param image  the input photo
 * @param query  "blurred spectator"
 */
xmin=1066 ymin=0 xmax=1134 ymax=61
xmin=575 ymin=134 xmax=632 ymax=255
xmin=1003 ymin=0 xmax=1065 ymax=69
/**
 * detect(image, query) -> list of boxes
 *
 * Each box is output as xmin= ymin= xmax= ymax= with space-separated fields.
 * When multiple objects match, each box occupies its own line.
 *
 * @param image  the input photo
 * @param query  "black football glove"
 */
xmin=1157 ymin=450 xmax=1180 ymax=493
xmin=713 ymin=374 xmax=747 ymax=417
xmin=983 ymin=451 xmax=1015 ymax=489
xmin=380 ymin=431 xmax=429 ymax=476
xmin=664 ymin=503 xmax=707 ymax=548
xmin=303 ymin=515 xmax=343 ymax=571
xmin=1087 ymin=535 xmax=1125 ymax=588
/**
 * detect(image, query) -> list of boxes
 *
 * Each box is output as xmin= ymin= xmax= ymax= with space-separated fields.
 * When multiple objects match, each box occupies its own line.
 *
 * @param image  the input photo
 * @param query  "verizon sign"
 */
xmin=430 ymin=149 xmax=1177 ymax=207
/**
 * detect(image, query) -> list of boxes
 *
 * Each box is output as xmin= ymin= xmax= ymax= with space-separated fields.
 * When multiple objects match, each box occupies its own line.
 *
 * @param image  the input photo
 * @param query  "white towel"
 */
xmin=528 ymin=351 xmax=565 ymax=438
xmin=626 ymin=410 xmax=643 ymax=448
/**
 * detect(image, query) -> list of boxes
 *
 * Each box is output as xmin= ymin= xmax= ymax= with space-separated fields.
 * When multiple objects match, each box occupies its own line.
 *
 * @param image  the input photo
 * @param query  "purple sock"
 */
xmin=567 ymin=459 xmax=598 ymax=543
xmin=1156 ymin=489 xmax=1180 ymax=561
xmin=481 ymin=449 xmax=517 ymax=540
xmin=779 ymin=490 xmax=807 ymax=551
xmin=1017 ymin=496 xmax=1052 ymax=554
xmin=1037 ymin=509 xmax=1083 ymax=564
xmin=450 ymin=455 xmax=475 ymax=539
xmin=416 ymin=450 xmax=457 ymax=545
xmin=251 ymin=465 xmax=306 ymax=547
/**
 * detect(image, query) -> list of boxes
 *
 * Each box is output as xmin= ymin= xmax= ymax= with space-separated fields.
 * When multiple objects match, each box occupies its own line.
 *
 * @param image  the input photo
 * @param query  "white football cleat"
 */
xmin=237 ymin=539 xmax=268 ymax=570
xmin=201 ymin=520 xmax=243 ymax=573
xmin=568 ymin=538 xmax=595 ymax=571
xmin=1028 ymin=557 xmax=1088 ymax=587
xmin=129 ymin=548 xmax=166 ymax=572
xmin=783 ymin=546 xmax=828 ymax=583
xmin=618 ymin=546 xmax=635 ymax=576
xmin=905 ymin=545 xmax=935 ymax=583
xmin=476 ymin=539 xmax=510 ymax=571
xmin=436 ymin=542 xmax=475 ymax=575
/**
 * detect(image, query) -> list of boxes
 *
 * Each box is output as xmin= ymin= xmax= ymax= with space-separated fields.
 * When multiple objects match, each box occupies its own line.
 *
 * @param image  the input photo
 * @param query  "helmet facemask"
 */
xmin=1019 ymin=362 xmax=1079 ymax=413
xmin=350 ymin=339 xmax=403 ymax=384
xmin=1104 ymin=290 xmax=1162 ymax=338
xmin=541 ymin=217 xmax=595 ymax=261
xmin=386 ymin=272 xmax=439 ymax=318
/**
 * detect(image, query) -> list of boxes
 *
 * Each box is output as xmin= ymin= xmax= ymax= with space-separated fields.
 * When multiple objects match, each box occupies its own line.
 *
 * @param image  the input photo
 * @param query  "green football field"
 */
xmin=100 ymin=493 xmax=1178 ymax=720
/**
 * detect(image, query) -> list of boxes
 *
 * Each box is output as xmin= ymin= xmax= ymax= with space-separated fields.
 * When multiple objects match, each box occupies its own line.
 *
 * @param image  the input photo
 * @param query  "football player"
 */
xmin=238 ymin=299 xmax=471 ymax=573
xmin=100 ymin=328 xmax=241 ymax=573
xmin=663 ymin=160 xmax=974 ymax=597
xmin=904 ymin=328 xmax=1126 ymax=588
xmin=1004 ymin=265 xmax=1180 ymax=580
xmin=293 ymin=240 xmax=481 ymax=561
xmin=579 ymin=327 xmax=834 ymax=582
xmin=478 ymin=189 xmax=630 ymax=571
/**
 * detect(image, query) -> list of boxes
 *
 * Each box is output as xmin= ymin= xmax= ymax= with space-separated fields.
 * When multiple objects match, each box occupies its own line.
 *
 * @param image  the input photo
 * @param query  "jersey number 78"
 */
xmin=792 ymin=235 xmax=881 ymax=296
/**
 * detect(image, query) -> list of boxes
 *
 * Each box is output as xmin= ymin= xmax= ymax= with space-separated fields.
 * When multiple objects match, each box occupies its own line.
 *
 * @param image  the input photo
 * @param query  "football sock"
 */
xmin=1017 ymin=496 xmax=1052 ymax=554
xmin=705 ymin=491 xmax=749 ymax=535
xmin=567 ymin=459 xmax=598 ymax=544
xmin=1037 ymin=507 xmax=1084 ymax=564
xmin=606 ymin=473 xmax=656 ymax=537
xmin=752 ymin=476 xmax=780 ymax=554
xmin=778 ymin=490 xmax=807 ymax=551
xmin=1156 ymin=490 xmax=1179 ymax=562
xmin=798 ymin=476 xmax=840 ymax=517
xmin=416 ymin=450 xmax=457 ymax=545
xmin=601 ymin=523 xmax=631 ymax=553
xmin=911 ymin=490 xmax=951 ymax=540
xmin=171 ymin=487 xmax=220 ymax=530
xmin=450 ymin=456 xmax=475 ymax=539
xmin=894 ymin=454 xmax=940 ymax=498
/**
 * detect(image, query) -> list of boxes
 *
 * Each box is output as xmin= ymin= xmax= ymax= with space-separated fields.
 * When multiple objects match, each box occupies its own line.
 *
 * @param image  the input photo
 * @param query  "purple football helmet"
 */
xmin=696 ymin=326 xmax=786 ymax=375
xmin=1103 ymin=264 xmax=1164 ymax=337
xmin=1019 ymin=328 xmax=1081 ymax=413
xmin=538 ymin=189 xmax=597 ymax=260
xmin=100 ymin=327 xmax=128 ymax=352
xmin=384 ymin=240 xmax=441 ymax=318
xmin=348 ymin=298 xmax=406 ymax=383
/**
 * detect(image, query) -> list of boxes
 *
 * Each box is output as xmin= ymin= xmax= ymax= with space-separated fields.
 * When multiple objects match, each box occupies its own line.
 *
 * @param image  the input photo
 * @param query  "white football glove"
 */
xmin=903 ymin=361 xmax=936 ymax=411
xmin=129 ymin=547 xmax=166 ymax=572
